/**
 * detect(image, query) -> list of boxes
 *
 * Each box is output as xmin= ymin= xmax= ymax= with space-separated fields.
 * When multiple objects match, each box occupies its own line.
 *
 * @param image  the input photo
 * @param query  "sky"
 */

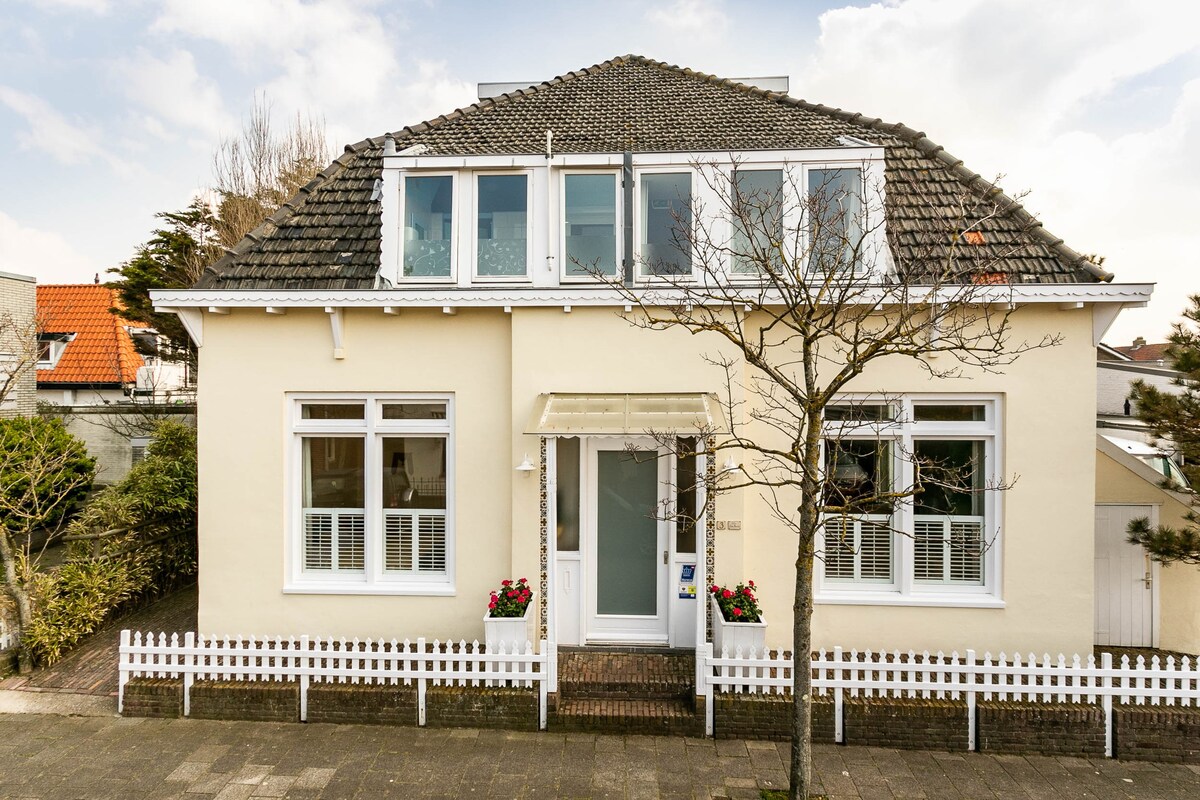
xmin=1 ymin=0 xmax=1198 ymax=345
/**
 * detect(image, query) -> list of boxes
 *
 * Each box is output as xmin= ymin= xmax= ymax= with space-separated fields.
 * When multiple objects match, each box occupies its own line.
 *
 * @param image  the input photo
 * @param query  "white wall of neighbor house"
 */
xmin=0 ymin=271 xmax=37 ymax=419
xmin=1096 ymin=449 xmax=1200 ymax=655
xmin=196 ymin=302 xmax=1099 ymax=655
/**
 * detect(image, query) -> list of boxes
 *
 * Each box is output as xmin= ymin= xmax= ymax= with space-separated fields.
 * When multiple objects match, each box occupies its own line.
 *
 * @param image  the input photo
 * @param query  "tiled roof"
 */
xmin=1114 ymin=343 xmax=1171 ymax=363
xmin=36 ymin=284 xmax=145 ymax=386
xmin=195 ymin=55 xmax=1111 ymax=291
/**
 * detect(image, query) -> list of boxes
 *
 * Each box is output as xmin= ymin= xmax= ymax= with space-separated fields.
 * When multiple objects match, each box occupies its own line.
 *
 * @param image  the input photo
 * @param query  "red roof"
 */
xmin=1113 ymin=342 xmax=1172 ymax=363
xmin=36 ymin=285 xmax=146 ymax=385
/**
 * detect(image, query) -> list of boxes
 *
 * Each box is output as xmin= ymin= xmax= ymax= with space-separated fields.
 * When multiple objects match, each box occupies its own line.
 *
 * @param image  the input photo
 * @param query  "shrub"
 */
xmin=488 ymin=577 xmax=532 ymax=618
xmin=0 ymin=416 xmax=94 ymax=536
xmin=711 ymin=579 xmax=762 ymax=623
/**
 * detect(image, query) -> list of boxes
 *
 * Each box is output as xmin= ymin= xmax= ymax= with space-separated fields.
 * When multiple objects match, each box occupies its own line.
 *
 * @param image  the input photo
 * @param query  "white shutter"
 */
xmin=822 ymin=517 xmax=855 ymax=579
xmin=913 ymin=518 xmax=944 ymax=582
xmin=382 ymin=511 xmax=446 ymax=575
xmin=913 ymin=515 xmax=984 ymax=586
xmin=304 ymin=512 xmax=333 ymax=571
xmin=336 ymin=513 xmax=365 ymax=571
xmin=418 ymin=514 xmax=447 ymax=572
xmin=384 ymin=513 xmax=414 ymax=572
xmin=949 ymin=519 xmax=983 ymax=584
xmin=858 ymin=520 xmax=892 ymax=581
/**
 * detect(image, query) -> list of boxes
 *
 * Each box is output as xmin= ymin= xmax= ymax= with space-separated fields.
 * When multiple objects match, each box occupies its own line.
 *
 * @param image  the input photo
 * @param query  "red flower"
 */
xmin=502 ymin=580 xmax=512 ymax=587
xmin=711 ymin=585 xmax=720 ymax=593
xmin=488 ymin=601 xmax=497 ymax=609
xmin=722 ymin=589 xmax=733 ymax=599
xmin=507 ymin=591 xmax=517 ymax=598
xmin=742 ymin=588 xmax=752 ymax=596
xmin=732 ymin=607 xmax=743 ymax=617
xmin=519 ymin=577 xmax=528 ymax=583
xmin=748 ymin=580 xmax=755 ymax=588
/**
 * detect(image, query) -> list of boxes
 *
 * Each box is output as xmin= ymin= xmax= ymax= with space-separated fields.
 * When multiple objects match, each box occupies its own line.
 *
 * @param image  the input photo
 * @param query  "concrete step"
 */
xmin=549 ymin=697 xmax=704 ymax=736
xmin=558 ymin=648 xmax=696 ymax=701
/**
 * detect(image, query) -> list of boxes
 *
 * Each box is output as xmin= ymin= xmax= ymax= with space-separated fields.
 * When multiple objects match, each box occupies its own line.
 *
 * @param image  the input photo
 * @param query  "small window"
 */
xmin=825 ymin=404 xmax=895 ymax=422
xmin=556 ymin=437 xmax=581 ymax=552
xmin=37 ymin=334 xmax=71 ymax=369
xmin=808 ymin=167 xmax=863 ymax=274
xmin=302 ymin=403 xmax=365 ymax=420
xmin=130 ymin=436 xmax=150 ymax=467
xmin=564 ymin=173 xmax=618 ymax=277
xmin=640 ymin=172 xmax=692 ymax=276
xmin=476 ymin=174 xmax=528 ymax=277
xmin=913 ymin=404 xmax=986 ymax=422
xmin=301 ymin=437 xmax=366 ymax=574
xmin=823 ymin=439 xmax=893 ymax=514
xmin=403 ymin=175 xmax=453 ymax=278
xmin=381 ymin=403 xmax=446 ymax=421
xmin=731 ymin=169 xmax=783 ymax=275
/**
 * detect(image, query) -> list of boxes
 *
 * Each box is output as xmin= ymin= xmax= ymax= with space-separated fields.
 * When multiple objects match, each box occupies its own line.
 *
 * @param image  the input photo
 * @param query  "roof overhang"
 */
xmin=526 ymin=393 xmax=727 ymax=436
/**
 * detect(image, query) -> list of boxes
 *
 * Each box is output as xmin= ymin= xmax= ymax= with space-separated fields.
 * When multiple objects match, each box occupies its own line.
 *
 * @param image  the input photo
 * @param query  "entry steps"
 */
xmin=549 ymin=647 xmax=704 ymax=736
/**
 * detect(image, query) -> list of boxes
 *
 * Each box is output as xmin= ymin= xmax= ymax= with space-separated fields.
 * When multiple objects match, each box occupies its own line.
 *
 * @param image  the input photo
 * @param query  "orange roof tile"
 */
xmin=1113 ymin=342 xmax=1172 ymax=363
xmin=36 ymin=284 xmax=146 ymax=385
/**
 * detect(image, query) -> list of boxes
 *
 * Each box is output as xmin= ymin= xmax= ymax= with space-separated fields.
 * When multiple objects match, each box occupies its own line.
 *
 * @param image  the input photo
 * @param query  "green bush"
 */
xmin=22 ymin=419 xmax=197 ymax=665
xmin=0 ymin=416 xmax=94 ymax=535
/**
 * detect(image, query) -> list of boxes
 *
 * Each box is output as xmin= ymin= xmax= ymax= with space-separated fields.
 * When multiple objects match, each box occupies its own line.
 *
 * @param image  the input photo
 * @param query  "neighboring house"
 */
xmin=1095 ymin=434 xmax=1199 ymax=653
xmin=1097 ymin=339 xmax=1182 ymax=443
xmin=0 ymin=270 xmax=37 ymax=418
xmin=37 ymin=283 xmax=193 ymax=483
xmin=153 ymin=55 xmax=1154 ymax=658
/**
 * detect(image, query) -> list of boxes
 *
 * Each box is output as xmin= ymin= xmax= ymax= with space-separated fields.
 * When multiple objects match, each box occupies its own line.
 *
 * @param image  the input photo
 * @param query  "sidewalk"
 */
xmin=0 ymin=712 xmax=1197 ymax=799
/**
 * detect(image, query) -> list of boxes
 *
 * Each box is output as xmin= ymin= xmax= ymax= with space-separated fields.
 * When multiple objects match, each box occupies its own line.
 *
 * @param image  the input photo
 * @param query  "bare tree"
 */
xmin=599 ymin=159 xmax=1061 ymax=799
xmin=211 ymin=95 xmax=331 ymax=249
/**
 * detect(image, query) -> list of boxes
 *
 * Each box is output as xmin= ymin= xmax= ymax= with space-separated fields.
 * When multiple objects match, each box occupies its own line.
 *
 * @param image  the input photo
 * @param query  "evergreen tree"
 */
xmin=1128 ymin=295 xmax=1200 ymax=564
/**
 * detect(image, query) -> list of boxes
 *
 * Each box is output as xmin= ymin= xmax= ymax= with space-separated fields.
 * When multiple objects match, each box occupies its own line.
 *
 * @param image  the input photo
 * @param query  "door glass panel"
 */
xmin=596 ymin=450 xmax=659 ymax=615
xmin=556 ymin=437 xmax=581 ymax=551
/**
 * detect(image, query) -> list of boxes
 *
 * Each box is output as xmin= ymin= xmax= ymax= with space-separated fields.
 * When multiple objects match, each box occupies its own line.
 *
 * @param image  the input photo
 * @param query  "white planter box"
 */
xmin=711 ymin=595 xmax=767 ymax=655
xmin=483 ymin=597 xmax=534 ymax=650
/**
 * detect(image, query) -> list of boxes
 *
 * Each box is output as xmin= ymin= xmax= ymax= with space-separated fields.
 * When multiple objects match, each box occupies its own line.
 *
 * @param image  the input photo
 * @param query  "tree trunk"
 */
xmin=790 ymin=535 xmax=816 ymax=799
xmin=0 ymin=531 xmax=34 ymax=674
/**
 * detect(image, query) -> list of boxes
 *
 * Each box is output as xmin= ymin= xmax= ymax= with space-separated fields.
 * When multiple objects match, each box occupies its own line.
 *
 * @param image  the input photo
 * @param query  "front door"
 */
xmin=585 ymin=438 xmax=670 ymax=644
xmin=1095 ymin=504 xmax=1157 ymax=647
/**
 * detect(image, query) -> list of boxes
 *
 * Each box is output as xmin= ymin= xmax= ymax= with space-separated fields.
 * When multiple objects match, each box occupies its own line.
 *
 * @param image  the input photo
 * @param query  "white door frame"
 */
xmin=583 ymin=437 xmax=671 ymax=644
xmin=1094 ymin=503 xmax=1161 ymax=648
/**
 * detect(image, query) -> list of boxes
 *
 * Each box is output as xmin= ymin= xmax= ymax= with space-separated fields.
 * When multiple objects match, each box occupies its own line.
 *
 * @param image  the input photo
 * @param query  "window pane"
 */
xmin=565 ymin=174 xmax=618 ymax=276
xmin=823 ymin=439 xmax=892 ymax=514
xmin=676 ymin=437 xmax=698 ymax=553
xmin=808 ymin=168 xmax=862 ymax=273
xmin=732 ymin=169 xmax=783 ymax=275
xmin=382 ymin=437 xmax=447 ymax=510
xmin=403 ymin=175 xmax=453 ymax=277
xmin=914 ymin=440 xmax=983 ymax=516
xmin=825 ymin=404 xmax=895 ymax=422
xmin=477 ymin=175 xmax=527 ymax=276
xmin=640 ymin=173 xmax=691 ymax=275
xmin=302 ymin=437 xmax=365 ymax=573
xmin=913 ymin=404 xmax=986 ymax=422
xmin=302 ymin=403 xmax=365 ymax=420
xmin=556 ymin=437 xmax=580 ymax=551
xmin=381 ymin=403 xmax=447 ymax=420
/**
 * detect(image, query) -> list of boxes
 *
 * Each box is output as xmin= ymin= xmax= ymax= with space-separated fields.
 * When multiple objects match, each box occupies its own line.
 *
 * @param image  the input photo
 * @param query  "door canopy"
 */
xmin=526 ymin=393 xmax=726 ymax=437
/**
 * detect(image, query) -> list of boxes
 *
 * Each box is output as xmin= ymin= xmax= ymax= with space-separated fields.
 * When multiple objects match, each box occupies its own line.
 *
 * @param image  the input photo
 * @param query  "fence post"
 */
xmin=299 ymin=635 xmax=310 ymax=722
xmin=703 ymin=643 xmax=714 ymax=737
xmin=965 ymin=649 xmax=976 ymax=752
xmin=1102 ymin=651 xmax=1113 ymax=758
xmin=833 ymin=646 xmax=844 ymax=745
xmin=417 ymin=637 xmax=427 ymax=726
xmin=118 ymin=630 xmax=130 ymax=713
xmin=539 ymin=639 xmax=548 ymax=731
xmin=183 ymin=631 xmax=195 ymax=717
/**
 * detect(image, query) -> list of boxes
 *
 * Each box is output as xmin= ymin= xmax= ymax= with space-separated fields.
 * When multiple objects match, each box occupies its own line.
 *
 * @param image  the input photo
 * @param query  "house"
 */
xmin=152 ymin=55 xmax=1153 ymax=659
xmin=1097 ymin=339 xmax=1182 ymax=442
xmin=0 ymin=270 xmax=37 ymax=418
xmin=37 ymin=283 xmax=192 ymax=483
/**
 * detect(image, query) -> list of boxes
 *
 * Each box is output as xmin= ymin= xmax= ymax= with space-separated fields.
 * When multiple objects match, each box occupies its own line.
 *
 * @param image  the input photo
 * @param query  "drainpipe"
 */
xmin=623 ymin=151 xmax=634 ymax=287
xmin=546 ymin=130 xmax=555 ymax=275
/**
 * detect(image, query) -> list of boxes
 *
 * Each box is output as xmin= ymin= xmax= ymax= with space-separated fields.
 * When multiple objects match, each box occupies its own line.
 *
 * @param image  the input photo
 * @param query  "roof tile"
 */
xmin=36 ymin=285 xmax=145 ymax=386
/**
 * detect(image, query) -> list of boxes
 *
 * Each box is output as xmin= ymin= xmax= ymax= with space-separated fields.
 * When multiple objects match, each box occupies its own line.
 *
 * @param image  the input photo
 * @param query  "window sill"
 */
xmin=284 ymin=582 xmax=456 ymax=597
xmin=815 ymin=591 xmax=1004 ymax=609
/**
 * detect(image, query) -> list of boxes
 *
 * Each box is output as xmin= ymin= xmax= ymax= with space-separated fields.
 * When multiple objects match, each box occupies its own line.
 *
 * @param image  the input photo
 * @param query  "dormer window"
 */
xmin=563 ymin=172 xmax=619 ymax=278
xmin=639 ymin=171 xmax=692 ymax=277
xmin=808 ymin=167 xmax=864 ymax=274
xmin=475 ymin=173 xmax=529 ymax=279
xmin=37 ymin=333 xmax=71 ymax=369
xmin=731 ymin=168 xmax=784 ymax=275
xmin=402 ymin=174 xmax=454 ymax=279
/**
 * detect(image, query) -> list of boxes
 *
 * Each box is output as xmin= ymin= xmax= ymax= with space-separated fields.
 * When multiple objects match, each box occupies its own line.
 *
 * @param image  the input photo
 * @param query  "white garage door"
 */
xmin=1094 ymin=504 xmax=1158 ymax=647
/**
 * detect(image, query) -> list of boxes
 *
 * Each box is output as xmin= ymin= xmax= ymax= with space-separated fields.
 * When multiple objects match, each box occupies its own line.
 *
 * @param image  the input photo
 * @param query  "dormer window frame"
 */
xmin=37 ymin=333 xmax=73 ymax=370
xmin=799 ymin=158 xmax=887 ymax=282
xmin=634 ymin=165 xmax=699 ymax=283
xmin=398 ymin=171 xmax=459 ymax=285
xmin=471 ymin=169 xmax=534 ymax=284
xmin=560 ymin=168 xmax=623 ymax=284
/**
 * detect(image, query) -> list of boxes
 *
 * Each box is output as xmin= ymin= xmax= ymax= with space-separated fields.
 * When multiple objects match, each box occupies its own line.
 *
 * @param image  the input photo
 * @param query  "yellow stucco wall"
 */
xmin=1096 ymin=449 xmax=1200 ymax=654
xmin=196 ymin=302 xmax=1098 ymax=655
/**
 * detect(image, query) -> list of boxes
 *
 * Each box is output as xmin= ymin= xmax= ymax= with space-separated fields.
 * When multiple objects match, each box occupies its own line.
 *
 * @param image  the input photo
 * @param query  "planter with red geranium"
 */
xmin=483 ymin=577 xmax=534 ymax=650
xmin=710 ymin=580 xmax=767 ymax=655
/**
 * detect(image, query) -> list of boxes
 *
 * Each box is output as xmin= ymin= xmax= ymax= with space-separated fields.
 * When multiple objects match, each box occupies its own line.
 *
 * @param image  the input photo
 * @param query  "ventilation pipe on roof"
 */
xmin=623 ymin=151 xmax=634 ymax=287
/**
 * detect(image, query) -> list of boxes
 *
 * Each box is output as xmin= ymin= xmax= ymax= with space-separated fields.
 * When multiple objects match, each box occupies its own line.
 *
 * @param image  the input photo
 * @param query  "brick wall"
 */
xmin=425 ymin=686 xmax=538 ymax=731
xmin=189 ymin=680 xmax=299 ymax=722
xmin=844 ymin=698 xmax=968 ymax=751
xmin=0 ymin=272 xmax=36 ymax=419
xmin=122 ymin=678 xmax=184 ymax=718
xmin=977 ymin=702 xmax=1105 ymax=757
xmin=307 ymin=683 xmax=418 ymax=726
xmin=713 ymin=694 xmax=834 ymax=742
xmin=1115 ymin=705 xmax=1200 ymax=764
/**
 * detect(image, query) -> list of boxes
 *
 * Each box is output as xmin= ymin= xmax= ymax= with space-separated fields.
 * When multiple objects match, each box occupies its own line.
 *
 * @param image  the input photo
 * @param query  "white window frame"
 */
xmin=472 ymin=170 xmax=533 ymax=283
xmin=37 ymin=334 xmax=72 ymax=370
xmin=634 ymin=167 xmax=697 ymax=281
xmin=724 ymin=162 xmax=806 ymax=281
xmin=800 ymin=160 xmax=886 ymax=281
xmin=815 ymin=394 xmax=1003 ymax=608
xmin=398 ymin=172 xmax=458 ymax=284
xmin=285 ymin=392 xmax=456 ymax=596
xmin=560 ymin=169 xmax=622 ymax=283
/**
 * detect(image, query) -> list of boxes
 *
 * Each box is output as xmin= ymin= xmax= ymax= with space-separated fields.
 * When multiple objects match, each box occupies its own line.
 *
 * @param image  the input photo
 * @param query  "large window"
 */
xmin=291 ymin=395 xmax=454 ymax=593
xmin=476 ymin=174 xmax=528 ymax=278
xmin=639 ymin=172 xmax=692 ymax=276
xmin=818 ymin=397 xmax=1000 ymax=604
xmin=807 ymin=167 xmax=863 ymax=274
xmin=731 ymin=169 xmax=784 ymax=275
xmin=403 ymin=175 xmax=454 ymax=278
xmin=563 ymin=173 xmax=618 ymax=277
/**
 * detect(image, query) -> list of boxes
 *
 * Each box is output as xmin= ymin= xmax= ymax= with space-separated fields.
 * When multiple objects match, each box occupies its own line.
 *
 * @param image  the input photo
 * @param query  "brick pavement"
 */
xmin=1 ymin=712 xmax=1198 ymax=799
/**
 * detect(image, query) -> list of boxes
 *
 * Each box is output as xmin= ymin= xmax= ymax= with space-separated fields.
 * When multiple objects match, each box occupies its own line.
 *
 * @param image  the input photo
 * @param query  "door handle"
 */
xmin=663 ymin=550 xmax=668 ymax=565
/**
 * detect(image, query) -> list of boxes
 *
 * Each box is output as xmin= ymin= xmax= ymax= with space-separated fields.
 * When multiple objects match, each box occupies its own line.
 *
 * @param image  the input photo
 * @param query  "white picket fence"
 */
xmin=701 ymin=644 xmax=1200 ymax=755
xmin=119 ymin=631 xmax=551 ymax=729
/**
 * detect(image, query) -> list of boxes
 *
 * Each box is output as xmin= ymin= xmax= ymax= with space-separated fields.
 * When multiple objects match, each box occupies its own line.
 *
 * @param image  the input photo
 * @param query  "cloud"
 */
xmin=113 ymin=48 xmax=234 ymax=141
xmin=645 ymin=0 xmax=729 ymax=44
xmin=0 ymin=85 xmax=125 ymax=169
xmin=0 ymin=211 xmax=99 ymax=284
xmin=20 ymin=0 xmax=110 ymax=12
